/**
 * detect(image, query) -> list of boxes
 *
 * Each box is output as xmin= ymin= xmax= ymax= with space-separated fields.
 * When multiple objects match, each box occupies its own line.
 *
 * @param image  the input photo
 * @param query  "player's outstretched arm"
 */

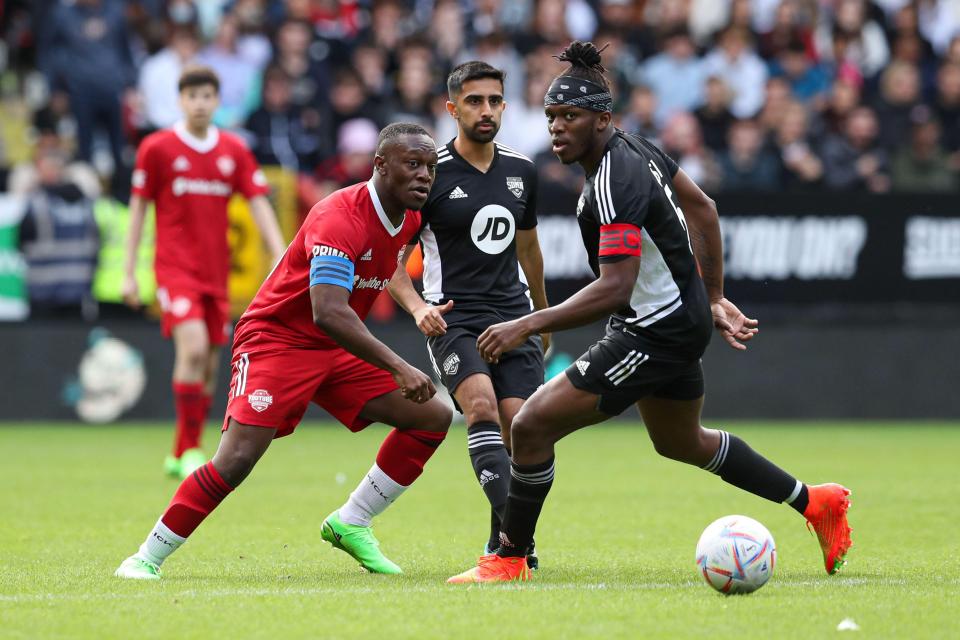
xmin=122 ymin=195 xmax=149 ymax=309
xmin=387 ymin=244 xmax=453 ymax=337
xmin=516 ymin=228 xmax=551 ymax=353
xmin=248 ymin=195 xmax=287 ymax=264
xmin=672 ymin=169 xmax=759 ymax=350
xmin=310 ymin=283 xmax=436 ymax=403
xmin=477 ymin=256 xmax=639 ymax=363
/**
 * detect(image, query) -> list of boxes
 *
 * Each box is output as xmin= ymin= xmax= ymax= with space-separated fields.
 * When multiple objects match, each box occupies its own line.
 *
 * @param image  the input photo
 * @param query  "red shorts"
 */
xmin=222 ymin=347 xmax=399 ymax=438
xmin=157 ymin=286 xmax=230 ymax=346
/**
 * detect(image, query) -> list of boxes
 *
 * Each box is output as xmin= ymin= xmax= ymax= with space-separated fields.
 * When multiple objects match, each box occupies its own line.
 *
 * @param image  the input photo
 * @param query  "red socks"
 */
xmin=375 ymin=429 xmax=447 ymax=486
xmin=161 ymin=462 xmax=233 ymax=538
xmin=173 ymin=382 xmax=207 ymax=456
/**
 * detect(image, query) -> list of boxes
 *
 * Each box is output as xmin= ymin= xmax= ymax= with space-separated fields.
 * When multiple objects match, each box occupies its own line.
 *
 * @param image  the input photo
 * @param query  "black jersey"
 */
xmin=577 ymin=129 xmax=713 ymax=360
xmin=416 ymin=139 xmax=539 ymax=311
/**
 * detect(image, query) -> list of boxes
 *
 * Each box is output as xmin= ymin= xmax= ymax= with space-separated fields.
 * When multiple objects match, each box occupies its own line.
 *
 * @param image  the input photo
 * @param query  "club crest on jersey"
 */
xmin=443 ymin=352 xmax=460 ymax=376
xmin=217 ymin=156 xmax=236 ymax=176
xmin=248 ymin=389 xmax=273 ymax=412
xmin=506 ymin=177 xmax=524 ymax=198
xmin=173 ymin=156 xmax=191 ymax=172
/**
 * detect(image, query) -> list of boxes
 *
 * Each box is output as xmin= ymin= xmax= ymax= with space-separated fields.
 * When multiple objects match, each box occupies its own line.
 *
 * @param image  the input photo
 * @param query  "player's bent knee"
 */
xmin=425 ymin=401 xmax=453 ymax=432
xmin=462 ymin=396 xmax=499 ymax=424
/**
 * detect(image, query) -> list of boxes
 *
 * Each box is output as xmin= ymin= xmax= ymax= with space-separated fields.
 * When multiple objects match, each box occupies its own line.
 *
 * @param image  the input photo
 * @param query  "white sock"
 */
xmin=136 ymin=519 xmax=186 ymax=566
xmin=338 ymin=463 xmax=408 ymax=527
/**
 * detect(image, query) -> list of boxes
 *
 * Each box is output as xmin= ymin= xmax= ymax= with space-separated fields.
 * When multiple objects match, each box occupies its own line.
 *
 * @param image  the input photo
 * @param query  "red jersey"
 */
xmin=233 ymin=181 xmax=421 ymax=351
xmin=132 ymin=122 xmax=269 ymax=297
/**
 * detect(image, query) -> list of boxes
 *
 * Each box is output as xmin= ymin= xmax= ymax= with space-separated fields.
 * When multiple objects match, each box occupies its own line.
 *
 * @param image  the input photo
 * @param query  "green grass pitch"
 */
xmin=2 ymin=421 xmax=958 ymax=639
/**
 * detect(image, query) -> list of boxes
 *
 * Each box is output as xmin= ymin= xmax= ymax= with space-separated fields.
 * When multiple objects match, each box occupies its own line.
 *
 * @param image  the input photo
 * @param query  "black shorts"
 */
xmin=564 ymin=325 xmax=704 ymax=416
xmin=426 ymin=308 xmax=544 ymax=410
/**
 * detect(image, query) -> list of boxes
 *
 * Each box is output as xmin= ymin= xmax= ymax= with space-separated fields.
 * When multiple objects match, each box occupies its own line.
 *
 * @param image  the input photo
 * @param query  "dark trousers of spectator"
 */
xmin=70 ymin=86 xmax=126 ymax=171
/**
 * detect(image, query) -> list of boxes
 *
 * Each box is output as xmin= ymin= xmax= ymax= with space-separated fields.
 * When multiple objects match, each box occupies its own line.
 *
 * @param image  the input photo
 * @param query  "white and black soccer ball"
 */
xmin=695 ymin=515 xmax=776 ymax=595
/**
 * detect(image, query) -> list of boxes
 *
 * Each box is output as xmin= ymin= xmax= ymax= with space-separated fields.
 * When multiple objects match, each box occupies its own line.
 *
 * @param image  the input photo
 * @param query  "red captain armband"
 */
xmin=599 ymin=223 xmax=642 ymax=258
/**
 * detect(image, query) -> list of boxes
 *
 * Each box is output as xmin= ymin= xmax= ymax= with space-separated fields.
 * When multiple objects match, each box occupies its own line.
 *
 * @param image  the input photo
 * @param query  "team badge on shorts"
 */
xmin=248 ymin=389 xmax=273 ymax=412
xmin=506 ymin=177 xmax=524 ymax=198
xmin=443 ymin=352 xmax=461 ymax=376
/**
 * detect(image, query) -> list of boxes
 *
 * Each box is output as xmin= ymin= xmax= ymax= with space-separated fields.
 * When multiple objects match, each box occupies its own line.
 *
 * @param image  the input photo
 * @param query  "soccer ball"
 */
xmin=695 ymin=515 xmax=776 ymax=595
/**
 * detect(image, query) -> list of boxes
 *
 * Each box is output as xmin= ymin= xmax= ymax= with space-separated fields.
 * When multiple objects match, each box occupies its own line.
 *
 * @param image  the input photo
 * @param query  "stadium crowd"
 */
xmin=2 ymin=0 xmax=959 ymax=197
xmin=0 ymin=0 xmax=959 ymax=318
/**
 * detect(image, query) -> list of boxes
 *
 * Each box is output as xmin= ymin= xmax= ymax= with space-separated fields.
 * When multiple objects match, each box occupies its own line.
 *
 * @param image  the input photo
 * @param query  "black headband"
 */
xmin=544 ymin=75 xmax=613 ymax=112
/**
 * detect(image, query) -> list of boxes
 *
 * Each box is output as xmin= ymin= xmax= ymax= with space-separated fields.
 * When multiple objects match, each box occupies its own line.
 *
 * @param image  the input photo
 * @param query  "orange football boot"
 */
xmin=804 ymin=483 xmax=853 ymax=575
xmin=447 ymin=554 xmax=531 ymax=584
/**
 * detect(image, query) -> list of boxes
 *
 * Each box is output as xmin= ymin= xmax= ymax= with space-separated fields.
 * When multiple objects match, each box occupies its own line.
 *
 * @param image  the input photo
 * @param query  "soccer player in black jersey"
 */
xmin=388 ymin=62 xmax=549 ymax=565
xmin=448 ymin=42 xmax=852 ymax=583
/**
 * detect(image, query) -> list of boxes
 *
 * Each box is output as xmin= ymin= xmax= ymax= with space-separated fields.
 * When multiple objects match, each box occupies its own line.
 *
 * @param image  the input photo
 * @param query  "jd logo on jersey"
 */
xmin=471 ymin=204 xmax=515 ymax=255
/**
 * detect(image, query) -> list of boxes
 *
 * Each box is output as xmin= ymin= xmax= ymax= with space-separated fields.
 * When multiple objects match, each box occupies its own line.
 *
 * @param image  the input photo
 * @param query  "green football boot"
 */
xmin=320 ymin=511 xmax=403 ymax=574
xmin=163 ymin=455 xmax=181 ymax=478
xmin=178 ymin=448 xmax=207 ymax=479
xmin=114 ymin=556 xmax=162 ymax=580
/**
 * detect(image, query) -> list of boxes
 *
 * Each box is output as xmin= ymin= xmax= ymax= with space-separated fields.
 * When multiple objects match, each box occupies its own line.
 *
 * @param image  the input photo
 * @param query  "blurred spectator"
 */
xmin=758 ymin=0 xmax=814 ymax=60
xmin=820 ymin=77 xmax=863 ymax=136
xmin=757 ymin=76 xmax=794 ymax=133
xmin=32 ymin=91 xmax=76 ymax=143
xmin=891 ymin=107 xmax=958 ymax=193
xmin=18 ymin=146 xmax=99 ymax=319
xmin=8 ymin=135 xmax=100 ymax=200
xmin=815 ymin=0 xmax=890 ymax=79
xmin=660 ymin=112 xmax=722 ymax=193
xmin=820 ymin=106 xmax=890 ymax=192
xmin=639 ymin=28 xmax=705 ymax=126
xmin=717 ymin=119 xmax=781 ymax=191
xmin=459 ymin=33 xmax=526 ymax=103
xmin=198 ymin=12 xmax=262 ymax=129
xmin=873 ymin=61 xmax=923 ymax=150
xmin=353 ymin=40 xmax=391 ymax=100
xmin=387 ymin=55 xmax=436 ymax=127
xmin=498 ymin=69 xmax=553 ymax=159
xmin=272 ymin=18 xmax=332 ymax=113
xmin=694 ymin=76 xmax=735 ymax=152
xmin=330 ymin=68 xmax=384 ymax=130
xmin=773 ymin=101 xmax=824 ymax=190
xmin=769 ymin=38 xmax=832 ymax=107
xmin=429 ymin=0 xmax=465 ymax=69
xmin=703 ymin=26 xmax=768 ymax=119
xmin=138 ymin=25 xmax=201 ymax=131
xmin=37 ymin=0 xmax=136 ymax=172
xmin=619 ymin=85 xmax=660 ymax=143
xmin=243 ymin=66 xmax=331 ymax=173
xmin=312 ymin=118 xmax=378 ymax=198
xmin=934 ymin=63 xmax=960 ymax=156
xmin=595 ymin=1 xmax=656 ymax=59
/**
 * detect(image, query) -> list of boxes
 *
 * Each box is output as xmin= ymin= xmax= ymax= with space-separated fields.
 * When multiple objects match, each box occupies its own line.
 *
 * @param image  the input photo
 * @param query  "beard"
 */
xmin=464 ymin=120 xmax=499 ymax=143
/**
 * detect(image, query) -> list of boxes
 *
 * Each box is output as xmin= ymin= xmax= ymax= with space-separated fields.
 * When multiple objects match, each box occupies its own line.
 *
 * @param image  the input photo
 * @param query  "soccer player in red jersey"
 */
xmin=123 ymin=67 xmax=286 ymax=480
xmin=115 ymin=122 xmax=451 ymax=579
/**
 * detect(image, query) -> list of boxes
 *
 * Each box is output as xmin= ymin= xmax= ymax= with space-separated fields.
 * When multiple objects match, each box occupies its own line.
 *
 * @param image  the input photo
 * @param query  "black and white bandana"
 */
xmin=544 ymin=75 xmax=613 ymax=112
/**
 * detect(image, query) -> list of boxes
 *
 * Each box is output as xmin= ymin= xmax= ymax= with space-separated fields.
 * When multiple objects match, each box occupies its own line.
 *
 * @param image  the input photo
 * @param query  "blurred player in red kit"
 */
xmin=116 ymin=122 xmax=451 ymax=579
xmin=123 ymin=66 xmax=286 ymax=479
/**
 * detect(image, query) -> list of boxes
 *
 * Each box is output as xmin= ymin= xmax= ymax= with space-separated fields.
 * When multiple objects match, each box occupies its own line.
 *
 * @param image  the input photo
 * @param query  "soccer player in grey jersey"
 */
xmin=388 ymin=62 xmax=549 ymax=566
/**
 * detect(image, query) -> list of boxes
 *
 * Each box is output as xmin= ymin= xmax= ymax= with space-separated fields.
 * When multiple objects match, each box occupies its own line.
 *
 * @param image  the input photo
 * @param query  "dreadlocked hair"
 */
xmin=554 ymin=41 xmax=610 ymax=90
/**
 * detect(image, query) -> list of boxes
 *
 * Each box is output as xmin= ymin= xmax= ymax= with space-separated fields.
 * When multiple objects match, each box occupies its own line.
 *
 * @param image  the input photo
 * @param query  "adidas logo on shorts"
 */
xmin=575 ymin=360 xmax=590 ymax=375
xmin=449 ymin=186 xmax=468 ymax=199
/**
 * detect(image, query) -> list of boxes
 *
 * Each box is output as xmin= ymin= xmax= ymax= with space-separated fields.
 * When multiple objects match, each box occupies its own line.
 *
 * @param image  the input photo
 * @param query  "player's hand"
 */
xmin=121 ymin=274 xmax=141 ymax=310
xmin=393 ymin=363 xmax=436 ymax=404
xmin=711 ymin=297 xmax=758 ymax=351
xmin=477 ymin=319 xmax=531 ymax=364
xmin=413 ymin=300 xmax=454 ymax=337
